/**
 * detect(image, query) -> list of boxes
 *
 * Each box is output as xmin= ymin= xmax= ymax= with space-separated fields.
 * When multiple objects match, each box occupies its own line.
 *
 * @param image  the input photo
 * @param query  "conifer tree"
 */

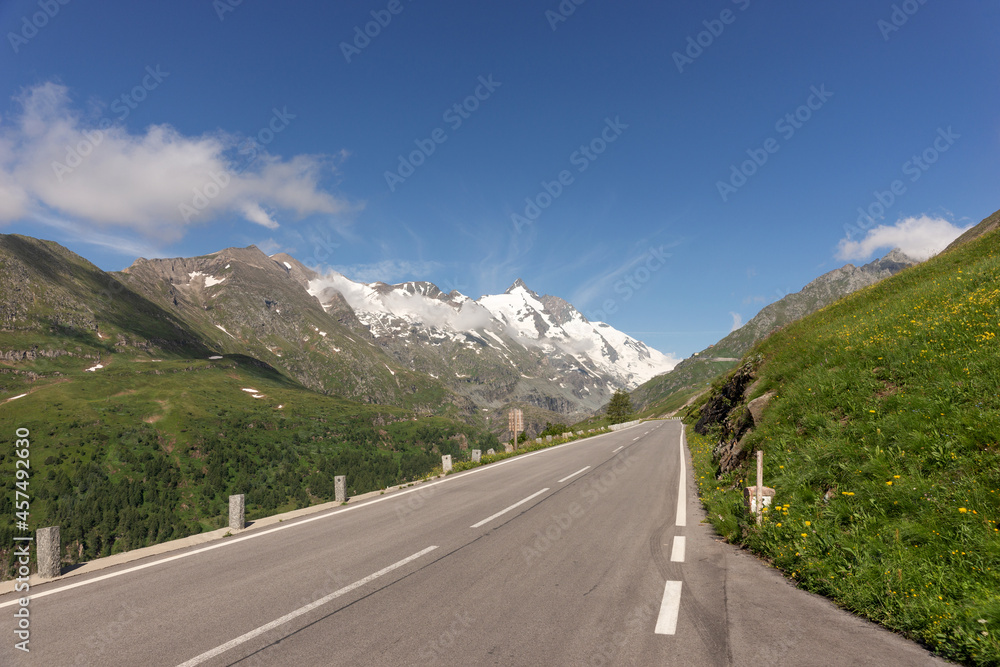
xmin=607 ymin=389 xmax=633 ymax=425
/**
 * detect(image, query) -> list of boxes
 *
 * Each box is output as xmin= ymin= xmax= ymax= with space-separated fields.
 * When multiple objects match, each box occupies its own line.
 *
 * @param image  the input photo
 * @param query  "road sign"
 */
xmin=508 ymin=409 xmax=523 ymax=437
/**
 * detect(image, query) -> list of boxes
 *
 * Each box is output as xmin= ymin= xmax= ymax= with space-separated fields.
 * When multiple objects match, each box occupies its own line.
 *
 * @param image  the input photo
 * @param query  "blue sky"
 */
xmin=1 ymin=0 xmax=997 ymax=359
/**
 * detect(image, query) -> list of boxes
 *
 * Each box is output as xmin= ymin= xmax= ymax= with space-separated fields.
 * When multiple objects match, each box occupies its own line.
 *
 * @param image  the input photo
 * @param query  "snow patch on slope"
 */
xmin=188 ymin=271 xmax=226 ymax=287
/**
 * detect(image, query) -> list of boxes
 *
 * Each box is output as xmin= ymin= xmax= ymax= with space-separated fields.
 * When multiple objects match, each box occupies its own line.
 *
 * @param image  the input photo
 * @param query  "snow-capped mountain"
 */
xmin=477 ymin=279 xmax=676 ymax=388
xmin=306 ymin=270 xmax=678 ymax=416
xmin=102 ymin=239 xmax=678 ymax=422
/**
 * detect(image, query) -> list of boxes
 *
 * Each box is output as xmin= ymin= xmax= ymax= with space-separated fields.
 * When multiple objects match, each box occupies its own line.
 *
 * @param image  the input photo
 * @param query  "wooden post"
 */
xmin=508 ymin=408 xmax=523 ymax=449
xmin=755 ymin=450 xmax=764 ymax=525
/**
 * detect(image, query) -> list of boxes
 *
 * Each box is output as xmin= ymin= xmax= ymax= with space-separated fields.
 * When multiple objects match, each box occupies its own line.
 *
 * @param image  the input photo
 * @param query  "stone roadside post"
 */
xmin=229 ymin=494 xmax=245 ymax=531
xmin=37 ymin=526 xmax=60 ymax=579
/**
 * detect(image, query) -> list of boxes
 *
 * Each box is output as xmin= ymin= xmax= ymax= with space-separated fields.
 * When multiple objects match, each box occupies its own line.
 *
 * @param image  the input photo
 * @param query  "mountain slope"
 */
xmin=631 ymin=248 xmax=918 ymax=414
xmin=0 ymin=233 xmax=211 ymax=398
xmin=943 ymin=207 xmax=1000 ymax=253
xmin=685 ymin=223 xmax=1000 ymax=666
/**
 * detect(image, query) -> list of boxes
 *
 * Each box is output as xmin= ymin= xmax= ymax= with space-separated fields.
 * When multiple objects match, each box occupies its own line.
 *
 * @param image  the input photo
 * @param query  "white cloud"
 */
xmin=309 ymin=270 xmax=494 ymax=332
xmin=836 ymin=215 xmax=972 ymax=262
xmin=240 ymin=203 xmax=278 ymax=230
xmin=0 ymin=82 xmax=354 ymax=240
xmin=729 ymin=311 xmax=743 ymax=333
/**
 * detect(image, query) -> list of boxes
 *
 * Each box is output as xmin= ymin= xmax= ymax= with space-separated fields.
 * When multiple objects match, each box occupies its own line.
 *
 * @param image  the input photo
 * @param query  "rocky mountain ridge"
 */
xmin=630 ymin=247 xmax=919 ymax=413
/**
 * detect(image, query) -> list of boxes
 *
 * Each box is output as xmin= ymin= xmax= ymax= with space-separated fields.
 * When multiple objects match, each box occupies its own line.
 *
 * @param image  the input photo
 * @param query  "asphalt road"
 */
xmin=1 ymin=421 xmax=950 ymax=666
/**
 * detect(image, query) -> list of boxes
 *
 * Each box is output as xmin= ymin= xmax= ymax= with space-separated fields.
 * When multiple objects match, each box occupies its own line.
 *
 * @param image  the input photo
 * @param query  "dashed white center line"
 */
xmin=557 ymin=466 xmax=590 ymax=483
xmin=470 ymin=488 xmax=549 ymax=528
xmin=670 ymin=536 xmax=686 ymax=562
xmin=175 ymin=546 xmax=439 ymax=666
xmin=612 ymin=446 xmax=624 ymax=453
xmin=655 ymin=580 xmax=683 ymax=635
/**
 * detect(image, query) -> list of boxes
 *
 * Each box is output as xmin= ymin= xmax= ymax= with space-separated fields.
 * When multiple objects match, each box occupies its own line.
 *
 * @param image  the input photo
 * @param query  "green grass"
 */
xmin=687 ymin=229 xmax=1000 ymax=665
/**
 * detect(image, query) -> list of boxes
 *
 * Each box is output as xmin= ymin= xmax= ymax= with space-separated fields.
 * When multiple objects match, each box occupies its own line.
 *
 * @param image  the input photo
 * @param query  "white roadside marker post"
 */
xmin=756 ymin=451 xmax=764 ymax=525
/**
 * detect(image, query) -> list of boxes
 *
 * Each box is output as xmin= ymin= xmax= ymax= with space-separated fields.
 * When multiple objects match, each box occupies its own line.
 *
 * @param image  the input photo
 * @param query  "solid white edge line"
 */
xmin=670 ymin=536 xmax=686 ymax=563
xmin=557 ymin=466 xmax=590 ymax=483
xmin=175 ymin=546 xmax=438 ymax=667
xmin=470 ymin=488 xmax=550 ymax=528
xmin=0 ymin=431 xmax=618 ymax=608
xmin=676 ymin=426 xmax=687 ymax=527
xmin=654 ymin=580 xmax=683 ymax=635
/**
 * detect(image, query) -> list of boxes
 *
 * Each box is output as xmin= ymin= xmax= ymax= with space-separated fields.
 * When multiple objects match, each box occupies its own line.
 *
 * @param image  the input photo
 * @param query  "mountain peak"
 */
xmin=505 ymin=278 xmax=538 ymax=298
xmin=882 ymin=247 xmax=914 ymax=263
xmin=860 ymin=247 xmax=918 ymax=276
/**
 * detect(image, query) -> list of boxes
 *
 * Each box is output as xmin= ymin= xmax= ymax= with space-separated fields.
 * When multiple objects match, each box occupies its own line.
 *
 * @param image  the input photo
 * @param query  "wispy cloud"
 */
xmin=331 ymin=259 xmax=444 ymax=284
xmin=254 ymin=238 xmax=285 ymax=255
xmin=571 ymin=253 xmax=646 ymax=307
xmin=836 ymin=215 xmax=972 ymax=262
xmin=570 ymin=239 xmax=678 ymax=308
xmin=729 ymin=311 xmax=743 ymax=333
xmin=0 ymin=82 xmax=355 ymax=241
xmin=31 ymin=212 xmax=164 ymax=259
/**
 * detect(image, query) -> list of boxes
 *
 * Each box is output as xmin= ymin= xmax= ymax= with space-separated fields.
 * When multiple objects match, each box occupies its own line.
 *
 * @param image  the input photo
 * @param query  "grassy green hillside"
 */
xmin=688 ymin=229 xmax=1000 ymax=664
xmin=0 ymin=355 xmax=494 ymax=579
